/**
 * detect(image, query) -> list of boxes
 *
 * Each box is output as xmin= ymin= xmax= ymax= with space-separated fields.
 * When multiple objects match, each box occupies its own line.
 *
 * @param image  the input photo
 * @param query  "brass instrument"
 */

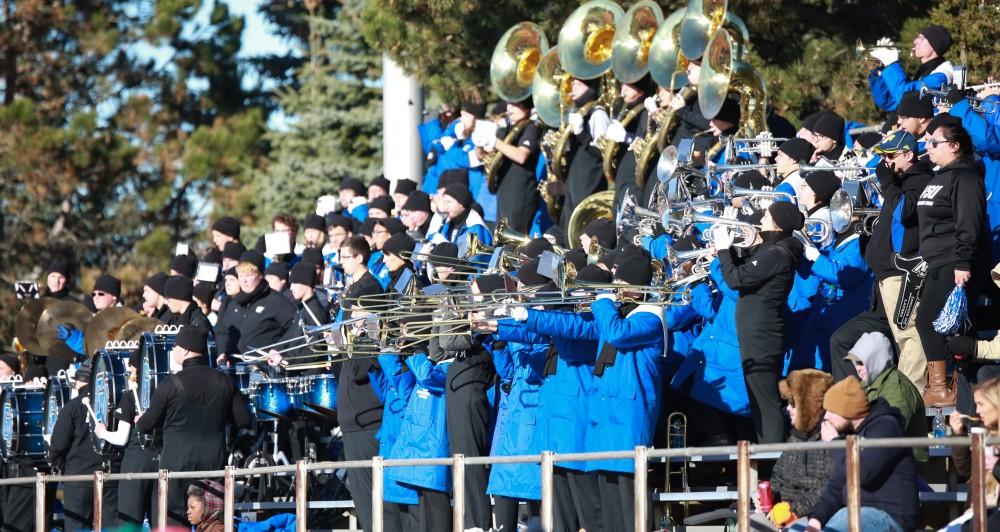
xmin=679 ymin=0 xmax=728 ymax=60
xmin=534 ymin=47 xmax=573 ymax=221
xmin=558 ymin=1 xmax=624 ymax=81
xmin=920 ymin=85 xmax=998 ymax=114
xmin=485 ymin=117 xmax=531 ymax=193
xmin=684 ymin=211 xmax=759 ymax=248
xmin=566 ymin=190 xmax=616 ymax=250
xmin=698 ymin=28 xmax=768 ymax=137
xmin=830 ymin=188 xmax=880 ymax=235
xmin=855 ymin=39 xmax=906 ymax=62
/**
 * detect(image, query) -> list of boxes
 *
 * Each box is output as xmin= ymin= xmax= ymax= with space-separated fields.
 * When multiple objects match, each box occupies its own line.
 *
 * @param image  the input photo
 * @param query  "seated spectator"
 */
xmin=795 ymin=377 xmax=918 ymax=532
xmin=948 ymin=376 xmax=1000 ymax=510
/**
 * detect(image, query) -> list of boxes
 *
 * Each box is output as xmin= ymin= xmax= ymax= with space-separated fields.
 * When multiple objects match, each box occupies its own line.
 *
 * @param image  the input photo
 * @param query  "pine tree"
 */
xmin=254 ymin=0 xmax=383 ymax=225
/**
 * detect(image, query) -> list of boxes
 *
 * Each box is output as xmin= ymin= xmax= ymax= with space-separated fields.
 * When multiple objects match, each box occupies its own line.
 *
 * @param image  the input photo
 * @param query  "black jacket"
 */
xmin=808 ymin=399 xmax=919 ymax=530
xmin=215 ymin=282 xmax=296 ymax=356
xmin=770 ymin=423 xmax=833 ymax=517
xmin=496 ymin=120 xmax=542 ymax=234
xmin=866 ymin=160 xmax=934 ymax=280
xmin=134 ymin=357 xmax=250 ymax=471
xmin=917 ymin=158 xmax=986 ymax=271
xmin=47 ymin=386 xmax=104 ymax=474
xmin=166 ymin=303 xmax=213 ymax=334
xmin=336 ymin=273 xmax=385 ymax=432
xmin=718 ymin=231 xmax=803 ymax=354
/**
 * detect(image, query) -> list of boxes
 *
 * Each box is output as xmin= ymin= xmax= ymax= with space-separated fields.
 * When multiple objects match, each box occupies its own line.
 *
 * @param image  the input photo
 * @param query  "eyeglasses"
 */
xmin=926 ymin=138 xmax=954 ymax=148
xmin=340 ymin=254 xmax=357 ymax=260
xmin=92 ymin=291 xmax=108 ymax=297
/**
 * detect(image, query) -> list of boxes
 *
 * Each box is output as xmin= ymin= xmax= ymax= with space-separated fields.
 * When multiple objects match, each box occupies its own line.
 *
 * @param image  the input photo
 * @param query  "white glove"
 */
xmin=568 ymin=112 xmax=585 ymax=135
xmin=804 ymin=245 xmax=821 ymax=262
xmin=722 ymin=205 xmax=739 ymax=220
xmin=876 ymin=37 xmax=893 ymax=47
xmin=643 ymin=96 xmax=659 ymax=114
xmin=870 ymin=44 xmax=898 ymax=67
xmin=670 ymin=93 xmax=687 ymax=111
xmin=595 ymin=291 xmax=616 ymax=302
xmin=440 ymin=136 xmax=456 ymax=151
xmin=712 ymin=226 xmax=734 ymax=250
xmin=511 ymin=307 xmax=529 ymax=322
xmin=471 ymin=125 xmax=497 ymax=149
xmin=604 ymin=121 xmax=628 ymax=143
xmin=349 ymin=196 xmax=367 ymax=210
xmin=454 ymin=122 xmax=467 ymax=140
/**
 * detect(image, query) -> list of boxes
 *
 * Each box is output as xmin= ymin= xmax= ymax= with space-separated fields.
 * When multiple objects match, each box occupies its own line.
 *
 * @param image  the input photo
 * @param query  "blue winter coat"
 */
xmin=367 ymin=251 xmax=391 ymax=290
xmin=370 ymin=354 xmax=419 ymax=505
xmin=671 ymin=261 xmax=750 ymax=416
xmin=384 ymin=354 xmax=452 ymax=493
xmin=525 ymin=299 xmax=666 ymax=473
xmin=795 ymin=235 xmax=873 ymax=372
xmin=421 ymin=120 xmax=459 ymax=194
xmin=486 ymin=337 xmax=547 ymax=500
xmin=868 ymin=61 xmax=952 ymax=112
xmin=496 ymin=320 xmax=599 ymax=472
xmin=950 ymin=97 xmax=1000 ymax=262
xmin=663 ymin=290 xmax=704 ymax=379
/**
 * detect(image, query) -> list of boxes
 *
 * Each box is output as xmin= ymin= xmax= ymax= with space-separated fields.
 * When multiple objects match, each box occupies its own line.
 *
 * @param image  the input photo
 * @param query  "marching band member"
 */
xmin=400 ymin=191 xmax=434 ymax=237
xmin=391 ymin=178 xmax=418 ymax=214
xmin=91 ymin=273 xmax=123 ymax=311
xmin=368 ymin=175 xmax=392 ymax=201
xmin=368 ymin=195 xmax=395 ymax=219
xmin=369 ymin=353 xmax=419 ymax=531
xmin=561 ymin=77 xmax=611 ymax=229
xmin=264 ymin=262 xmax=292 ymax=300
xmin=302 ymin=213 xmax=327 ymax=249
xmin=44 ymin=259 xmax=77 ymax=301
xmin=798 ymin=169 xmax=841 ymax=248
xmin=142 ymin=272 xmax=170 ymax=320
xmin=163 ymin=275 xmax=214 ymax=333
xmin=214 ymin=250 xmax=296 ymax=362
xmin=434 ymin=183 xmax=492 ymax=247
xmin=169 ymin=253 xmax=198 ymax=280
xmin=207 ymin=216 xmax=241 ymax=264
xmin=605 ymin=74 xmax=654 ymax=211
xmin=480 ymin=97 xmax=542 ymax=233
xmin=894 ymin=91 xmax=935 ymax=143
xmin=774 ymin=138 xmax=816 ymax=203
xmin=340 ymin=177 xmax=370 ymax=223
xmin=806 ymin=112 xmax=847 ymax=163
xmin=868 ymin=25 xmax=954 ymax=112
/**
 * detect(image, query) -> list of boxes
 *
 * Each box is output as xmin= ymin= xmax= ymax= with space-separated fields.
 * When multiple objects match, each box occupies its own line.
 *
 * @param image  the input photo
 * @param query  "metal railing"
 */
xmin=4 ymin=434 xmax=993 ymax=532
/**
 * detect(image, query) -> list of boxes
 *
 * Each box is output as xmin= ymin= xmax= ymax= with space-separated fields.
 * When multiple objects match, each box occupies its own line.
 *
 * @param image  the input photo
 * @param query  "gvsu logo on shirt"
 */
xmin=919 ymin=185 xmax=944 ymax=200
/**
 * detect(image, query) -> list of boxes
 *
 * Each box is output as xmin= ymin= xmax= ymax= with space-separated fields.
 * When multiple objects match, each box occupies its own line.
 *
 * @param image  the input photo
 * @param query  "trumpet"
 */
xmin=730 ymin=132 xmax=789 ymax=159
xmin=855 ymin=39 xmax=906 ymax=58
xmin=920 ymin=85 xmax=998 ymax=114
xmin=968 ymin=82 xmax=1000 ymax=92
xmin=800 ymin=163 xmax=876 ymax=183
xmin=687 ymin=213 xmax=759 ymax=248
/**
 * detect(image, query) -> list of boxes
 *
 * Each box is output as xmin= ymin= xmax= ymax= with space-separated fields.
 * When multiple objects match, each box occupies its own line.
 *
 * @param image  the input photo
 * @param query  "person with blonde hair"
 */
xmin=948 ymin=376 xmax=1000 ymax=515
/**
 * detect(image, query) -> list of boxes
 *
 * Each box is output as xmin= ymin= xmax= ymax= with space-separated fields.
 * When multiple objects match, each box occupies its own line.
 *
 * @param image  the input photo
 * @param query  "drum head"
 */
xmin=44 ymin=379 xmax=69 ymax=441
xmin=1 ymin=390 xmax=15 ymax=458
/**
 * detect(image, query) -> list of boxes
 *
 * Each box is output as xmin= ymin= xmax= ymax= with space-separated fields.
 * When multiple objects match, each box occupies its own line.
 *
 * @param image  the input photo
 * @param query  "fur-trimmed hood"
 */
xmin=779 ymin=369 xmax=834 ymax=433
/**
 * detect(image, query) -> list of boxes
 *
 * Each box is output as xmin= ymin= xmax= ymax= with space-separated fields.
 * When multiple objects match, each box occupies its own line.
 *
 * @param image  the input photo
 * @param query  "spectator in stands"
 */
xmin=846 ymin=332 xmax=929 ymax=462
xmin=769 ymin=370 xmax=834 ymax=521
xmin=187 ymin=481 xmax=224 ymax=532
xmin=798 ymin=377 xmax=919 ymax=532
xmin=948 ymin=376 xmax=1000 ymax=510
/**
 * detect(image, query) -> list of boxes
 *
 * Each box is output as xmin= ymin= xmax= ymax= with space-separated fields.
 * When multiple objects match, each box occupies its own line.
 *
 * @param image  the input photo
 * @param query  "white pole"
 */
xmin=381 ymin=55 xmax=424 ymax=187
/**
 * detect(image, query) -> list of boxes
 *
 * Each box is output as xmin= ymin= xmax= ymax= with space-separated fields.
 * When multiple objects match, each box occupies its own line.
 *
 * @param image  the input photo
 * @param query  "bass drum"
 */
xmin=43 ymin=377 xmax=72 ymax=449
xmin=1 ymin=386 xmax=47 ymax=460
xmin=137 ymin=331 xmax=174 ymax=411
xmin=90 ymin=350 xmax=126 ymax=454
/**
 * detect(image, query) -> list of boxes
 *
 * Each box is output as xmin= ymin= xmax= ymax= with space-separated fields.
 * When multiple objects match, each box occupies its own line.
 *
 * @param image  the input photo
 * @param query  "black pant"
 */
xmin=445 ymin=354 xmax=494 ymax=529
xmin=417 ymin=488 xmax=451 ymax=532
xmin=343 ymin=428 xmax=380 ymax=532
xmin=4 ymin=459 xmax=54 ymax=532
xmin=117 ymin=446 xmax=159 ymax=526
xmin=829 ymin=311 xmax=895 ymax=381
xmin=382 ymin=502 xmax=419 ymax=532
xmin=741 ymin=349 xmax=785 ymax=444
xmin=916 ymin=263 xmax=982 ymax=362
xmin=494 ymin=495 xmax=540 ymax=532
xmin=597 ymin=471 xmax=648 ymax=532
xmin=565 ymin=469 xmax=602 ymax=532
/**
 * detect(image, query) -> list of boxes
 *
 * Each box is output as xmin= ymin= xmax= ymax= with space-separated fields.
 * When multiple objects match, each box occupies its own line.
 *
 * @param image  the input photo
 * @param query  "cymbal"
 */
xmin=84 ymin=307 xmax=139 ymax=358
xmin=14 ymin=298 xmax=57 ymax=355
xmin=36 ymin=301 xmax=93 ymax=359
xmin=115 ymin=317 xmax=164 ymax=343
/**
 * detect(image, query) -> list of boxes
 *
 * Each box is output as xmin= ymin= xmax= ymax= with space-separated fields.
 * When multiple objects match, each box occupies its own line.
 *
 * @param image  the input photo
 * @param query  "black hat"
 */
xmin=145 ymin=272 xmax=169 ymax=295
xmin=583 ymin=219 xmax=617 ymax=249
xmin=370 ymin=175 xmax=391 ymax=193
xmin=383 ymin=232 xmax=416 ymax=258
xmin=800 ymin=112 xmax=822 ymax=133
xmin=163 ymin=275 xmax=193 ymax=301
xmin=853 ymin=132 xmax=884 ymax=150
xmin=192 ymin=282 xmax=216 ymax=306
xmin=340 ymin=177 xmax=366 ymax=196
xmin=174 ymin=326 xmax=208 ymax=355
xmin=768 ymin=202 xmax=806 ymax=232
xmin=368 ymin=196 xmax=394 ymax=215
xmin=804 ymin=170 xmax=841 ymax=204
xmin=93 ymin=274 xmax=121 ymax=298
xmin=300 ymin=247 xmax=323 ymax=267
xmin=264 ymin=261 xmax=289 ymax=281
xmin=597 ymin=248 xmax=619 ymax=270
xmin=474 ymin=274 xmax=507 ymax=294
xmin=170 ymin=254 xmax=198 ymax=279
xmin=374 ymin=217 xmax=405 ymax=235
xmin=25 ymin=365 xmax=46 ymax=382
xmin=522 ymin=237 xmax=554 ymax=259
xmin=428 ymin=242 xmax=460 ymax=267
xmin=47 ymin=259 xmax=70 ymax=277
xmin=577 ymin=264 xmax=612 ymax=283
xmin=222 ymin=241 xmax=246 ymax=261
xmin=732 ymin=169 xmax=768 ymax=190
xmin=394 ymin=179 xmax=418 ymax=196
xmin=303 ymin=213 xmax=326 ymax=232
xmin=0 ymin=354 xmax=20 ymax=376
xmin=713 ymin=97 xmax=741 ymax=126
xmin=489 ymin=101 xmax=507 ymax=116
xmin=211 ymin=216 xmax=240 ymax=239
xmin=402 ymin=191 xmax=432 ymax=213
xmin=672 ymin=234 xmax=704 ymax=252
xmin=921 ymin=24 xmax=952 ymax=56
xmin=289 ymin=262 xmax=317 ymax=286
xmin=358 ymin=218 xmax=376 ymax=237
xmin=509 ymin=96 xmax=534 ymax=110
xmin=75 ymin=360 xmax=92 ymax=384
xmin=444 ymin=184 xmax=474 ymax=208
xmin=778 ymin=138 xmax=814 ymax=163
xmin=614 ymin=254 xmax=654 ymax=285
xmin=544 ymin=226 xmax=567 ymax=248
xmin=438 ymin=169 xmax=469 ymax=190
xmin=239 ymin=250 xmax=265 ymax=272
xmin=563 ymin=248 xmax=589 ymax=271
xmin=202 ymin=248 xmax=222 ymax=264
xmin=897 ymin=91 xmax=934 ymax=119
xmin=811 ymin=112 xmax=845 ymax=142
xmin=516 ymin=259 xmax=548 ymax=287
xmin=461 ymin=101 xmax=487 ymax=119
xmin=627 ymin=73 xmax=655 ymax=97
xmin=223 ymin=267 xmax=238 ymax=279
xmin=325 ymin=213 xmax=354 ymax=232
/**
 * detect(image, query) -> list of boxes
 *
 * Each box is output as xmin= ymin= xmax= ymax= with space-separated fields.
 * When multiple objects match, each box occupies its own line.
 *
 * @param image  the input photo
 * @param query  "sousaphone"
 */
xmin=558 ymin=0 xmax=625 ymax=82
xmin=567 ymin=190 xmax=616 ymax=251
xmin=698 ymin=28 xmax=768 ymax=137
xmin=491 ymin=22 xmax=549 ymax=103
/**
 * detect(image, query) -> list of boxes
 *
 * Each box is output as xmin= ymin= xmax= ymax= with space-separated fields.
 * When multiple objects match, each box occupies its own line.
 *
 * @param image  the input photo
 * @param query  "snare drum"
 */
xmin=299 ymin=374 xmax=338 ymax=417
xmin=43 ymin=377 xmax=71 ymax=449
xmin=1 ymin=387 xmax=46 ymax=460
xmin=91 ymin=350 xmax=126 ymax=454
xmin=251 ymin=379 xmax=297 ymax=421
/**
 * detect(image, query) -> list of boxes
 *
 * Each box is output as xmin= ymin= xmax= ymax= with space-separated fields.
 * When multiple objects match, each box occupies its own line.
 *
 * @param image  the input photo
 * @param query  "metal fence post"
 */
xmin=93 ymin=470 xmax=104 ymax=531
xmin=34 ymin=473 xmax=45 ymax=532
xmin=634 ymin=446 xmax=648 ymax=532
xmin=295 ymin=460 xmax=308 ymax=532
xmin=372 ymin=457 xmax=384 ymax=532
xmin=157 ymin=469 xmax=169 ymax=530
xmin=970 ymin=431 xmax=988 ymax=532
xmin=452 ymin=454 xmax=466 ymax=532
xmin=540 ymin=451 xmax=554 ymax=532
xmin=845 ymin=435 xmax=861 ymax=532
xmin=224 ymin=466 xmax=235 ymax=532
xmin=736 ymin=440 xmax=750 ymax=532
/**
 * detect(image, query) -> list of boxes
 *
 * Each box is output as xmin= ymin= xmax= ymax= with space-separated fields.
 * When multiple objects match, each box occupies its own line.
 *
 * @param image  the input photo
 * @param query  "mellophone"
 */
xmin=0 ymin=325 xmax=339 ymax=464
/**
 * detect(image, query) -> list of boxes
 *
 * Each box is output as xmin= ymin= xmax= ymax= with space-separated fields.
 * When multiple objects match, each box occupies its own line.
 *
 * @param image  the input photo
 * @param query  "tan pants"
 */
xmin=879 ymin=275 xmax=927 ymax=390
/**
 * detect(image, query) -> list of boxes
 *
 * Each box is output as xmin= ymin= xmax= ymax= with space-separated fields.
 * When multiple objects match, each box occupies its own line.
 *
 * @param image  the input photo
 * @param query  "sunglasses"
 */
xmin=92 ymin=291 xmax=108 ymax=297
xmin=926 ymin=138 xmax=954 ymax=148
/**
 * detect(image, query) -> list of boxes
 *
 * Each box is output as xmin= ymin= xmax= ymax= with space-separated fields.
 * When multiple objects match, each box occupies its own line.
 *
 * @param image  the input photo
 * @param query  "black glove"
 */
xmin=947 ymin=335 xmax=978 ymax=357
xmin=945 ymin=86 xmax=965 ymax=105
xmin=875 ymin=160 xmax=895 ymax=188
